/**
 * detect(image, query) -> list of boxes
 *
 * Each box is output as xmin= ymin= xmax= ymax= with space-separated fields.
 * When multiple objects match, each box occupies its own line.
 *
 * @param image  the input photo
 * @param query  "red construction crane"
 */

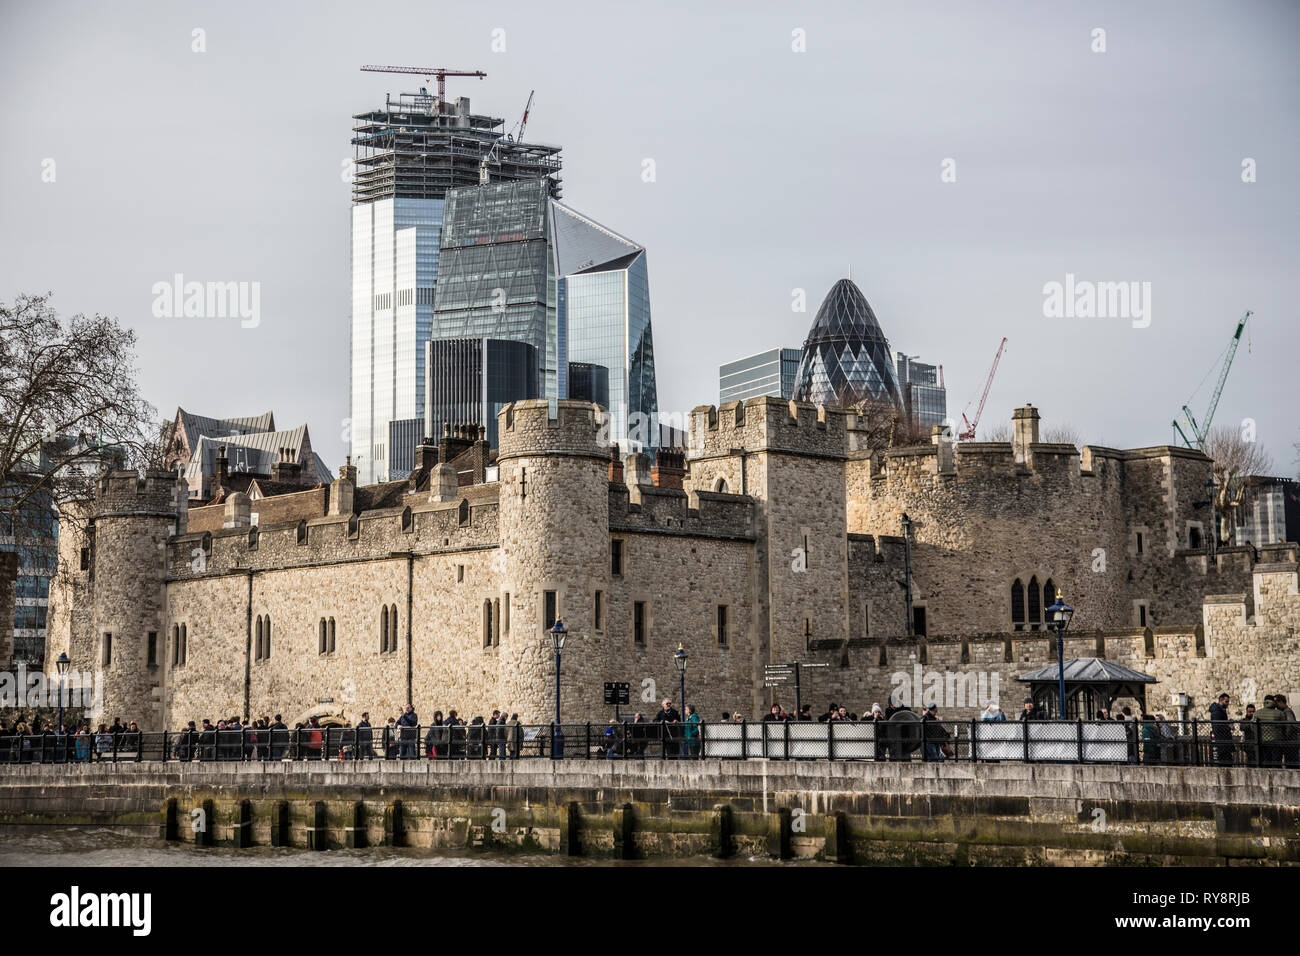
xmin=958 ymin=337 xmax=1007 ymax=440
xmin=360 ymin=65 xmax=486 ymax=102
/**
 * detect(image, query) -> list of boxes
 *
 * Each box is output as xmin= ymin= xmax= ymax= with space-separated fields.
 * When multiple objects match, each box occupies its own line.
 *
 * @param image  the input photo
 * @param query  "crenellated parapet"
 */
xmin=689 ymin=397 xmax=851 ymax=461
xmin=497 ymin=399 xmax=608 ymax=462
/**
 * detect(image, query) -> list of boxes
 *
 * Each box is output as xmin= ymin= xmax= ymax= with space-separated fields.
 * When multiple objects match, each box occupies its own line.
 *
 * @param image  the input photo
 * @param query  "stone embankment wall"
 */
xmin=2 ymin=761 xmax=1297 ymax=866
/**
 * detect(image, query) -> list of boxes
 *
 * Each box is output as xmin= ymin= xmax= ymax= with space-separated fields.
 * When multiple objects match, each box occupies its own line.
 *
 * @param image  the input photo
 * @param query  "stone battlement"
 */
xmin=94 ymin=469 xmax=184 ymax=516
xmin=689 ymin=397 xmax=851 ymax=460
xmin=167 ymin=487 xmax=501 ymax=579
xmin=497 ymin=399 xmax=606 ymax=461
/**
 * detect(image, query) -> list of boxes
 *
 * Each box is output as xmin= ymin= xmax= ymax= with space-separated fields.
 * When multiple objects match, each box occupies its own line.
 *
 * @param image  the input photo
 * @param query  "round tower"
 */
xmin=495 ymin=400 xmax=611 ymax=722
xmin=89 ymin=469 xmax=185 ymax=728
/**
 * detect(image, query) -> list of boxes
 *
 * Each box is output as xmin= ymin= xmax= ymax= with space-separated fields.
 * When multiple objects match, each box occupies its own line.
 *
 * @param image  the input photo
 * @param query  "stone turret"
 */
xmin=83 ymin=469 xmax=188 ymax=728
xmin=496 ymin=400 xmax=611 ymax=720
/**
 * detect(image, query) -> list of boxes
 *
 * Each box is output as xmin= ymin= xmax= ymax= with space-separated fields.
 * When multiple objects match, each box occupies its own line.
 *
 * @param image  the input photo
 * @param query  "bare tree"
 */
xmin=979 ymin=422 xmax=1011 ymax=443
xmin=1203 ymin=425 xmax=1274 ymax=544
xmin=849 ymin=399 xmax=930 ymax=452
xmin=0 ymin=293 xmax=157 ymax=539
xmin=1043 ymin=423 xmax=1082 ymax=448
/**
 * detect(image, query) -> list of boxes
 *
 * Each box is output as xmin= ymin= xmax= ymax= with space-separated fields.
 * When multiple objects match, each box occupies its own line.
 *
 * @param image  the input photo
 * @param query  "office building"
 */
xmin=424 ymin=337 xmax=539 ymax=449
xmin=429 ymin=181 xmax=661 ymax=453
xmin=792 ymin=278 xmax=903 ymax=411
xmin=349 ymin=84 xmax=562 ymax=484
xmin=895 ymin=352 xmax=948 ymax=430
xmin=719 ymin=348 xmax=801 ymax=404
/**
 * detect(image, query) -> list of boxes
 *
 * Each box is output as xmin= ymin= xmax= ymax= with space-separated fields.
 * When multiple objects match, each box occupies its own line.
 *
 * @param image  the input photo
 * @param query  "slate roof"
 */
xmin=1017 ymin=659 xmax=1158 ymax=684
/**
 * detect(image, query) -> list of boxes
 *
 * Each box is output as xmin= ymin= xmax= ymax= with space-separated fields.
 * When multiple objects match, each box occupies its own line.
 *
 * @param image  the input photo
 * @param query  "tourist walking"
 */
xmin=1209 ymin=693 xmax=1233 ymax=765
xmin=397 ymin=704 xmax=419 ymax=759
xmin=922 ymin=704 xmax=952 ymax=762
xmin=683 ymin=704 xmax=702 ymax=758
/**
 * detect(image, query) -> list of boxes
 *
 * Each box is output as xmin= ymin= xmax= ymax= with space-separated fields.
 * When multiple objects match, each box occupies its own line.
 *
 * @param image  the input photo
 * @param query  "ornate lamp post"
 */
xmin=1045 ymin=590 xmax=1074 ymax=719
xmin=550 ymin=619 xmax=567 ymax=759
xmin=55 ymin=652 xmax=70 ymax=762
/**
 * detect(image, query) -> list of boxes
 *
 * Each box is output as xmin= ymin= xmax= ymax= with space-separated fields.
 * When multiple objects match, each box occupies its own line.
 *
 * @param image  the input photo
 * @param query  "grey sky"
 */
xmin=1 ymin=0 xmax=1296 ymax=472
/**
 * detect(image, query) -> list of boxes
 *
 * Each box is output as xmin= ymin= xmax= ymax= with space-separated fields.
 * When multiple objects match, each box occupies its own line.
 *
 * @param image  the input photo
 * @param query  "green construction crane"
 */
xmin=1172 ymin=310 xmax=1252 ymax=450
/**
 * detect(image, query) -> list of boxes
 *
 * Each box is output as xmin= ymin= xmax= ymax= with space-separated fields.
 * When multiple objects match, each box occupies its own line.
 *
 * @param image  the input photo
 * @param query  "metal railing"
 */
xmin=1 ymin=719 xmax=1297 ymax=767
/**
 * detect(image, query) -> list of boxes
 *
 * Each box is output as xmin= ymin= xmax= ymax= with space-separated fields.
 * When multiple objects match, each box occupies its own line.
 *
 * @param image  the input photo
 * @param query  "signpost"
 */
xmin=762 ymin=662 xmax=829 ymax=716
xmin=604 ymin=681 xmax=630 ymax=720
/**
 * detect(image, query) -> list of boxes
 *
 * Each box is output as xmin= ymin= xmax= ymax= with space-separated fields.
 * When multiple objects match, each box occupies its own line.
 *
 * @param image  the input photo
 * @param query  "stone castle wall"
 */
xmin=41 ymin=397 xmax=1300 ymax=731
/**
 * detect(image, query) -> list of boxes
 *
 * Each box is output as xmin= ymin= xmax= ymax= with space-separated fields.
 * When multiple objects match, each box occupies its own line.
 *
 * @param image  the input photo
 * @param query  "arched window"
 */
xmin=201 ymin=531 xmax=212 ymax=555
xmin=1043 ymin=579 xmax=1057 ymax=620
xmin=401 ymin=506 xmax=413 ymax=533
xmin=347 ymin=515 xmax=359 ymax=538
xmin=172 ymin=625 xmax=180 ymax=666
xmin=713 ymin=477 xmax=729 ymax=494
xmin=296 ymin=520 xmax=308 ymax=545
xmin=380 ymin=606 xmax=389 ymax=652
xmin=1011 ymin=579 xmax=1025 ymax=631
xmin=248 ymin=526 xmax=259 ymax=549
xmin=255 ymin=616 xmax=263 ymax=660
xmin=390 ymin=604 xmax=399 ymax=652
xmin=1027 ymin=576 xmax=1041 ymax=630
xmin=319 ymin=618 xmax=327 ymax=655
xmin=458 ymin=499 xmax=470 ymax=526
xmin=493 ymin=598 xmax=501 ymax=646
xmin=264 ymin=616 xmax=271 ymax=659
xmin=328 ymin=618 xmax=336 ymax=654
xmin=483 ymin=600 xmax=494 ymax=647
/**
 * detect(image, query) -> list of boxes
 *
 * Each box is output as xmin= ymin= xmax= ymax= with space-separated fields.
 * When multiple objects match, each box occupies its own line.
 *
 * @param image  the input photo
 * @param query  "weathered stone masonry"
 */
xmin=40 ymin=397 xmax=1300 ymax=729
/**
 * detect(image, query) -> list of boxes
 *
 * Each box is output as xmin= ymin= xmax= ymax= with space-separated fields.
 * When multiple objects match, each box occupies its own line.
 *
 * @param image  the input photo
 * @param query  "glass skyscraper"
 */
xmin=428 ymin=183 xmax=661 ymax=451
xmin=425 ymin=337 xmax=538 ymax=448
xmin=349 ymin=87 xmax=562 ymax=484
xmin=719 ymin=348 xmax=802 ymax=403
xmin=792 ymin=278 xmax=903 ymax=411
xmin=895 ymin=352 xmax=948 ymax=429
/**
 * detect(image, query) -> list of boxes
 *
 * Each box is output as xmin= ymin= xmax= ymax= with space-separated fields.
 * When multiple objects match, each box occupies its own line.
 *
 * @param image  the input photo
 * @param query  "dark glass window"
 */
xmin=717 ymin=605 xmax=728 ymax=647
xmin=634 ymin=602 xmax=646 ymax=645
xmin=1011 ymin=579 xmax=1025 ymax=630
xmin=611 ymin=540 xmax=623 ymax=576
xmin=544 ymin=591 xmax=558 ymax=630
xmin=1027 ymin=576 xmax=1041 ymax=630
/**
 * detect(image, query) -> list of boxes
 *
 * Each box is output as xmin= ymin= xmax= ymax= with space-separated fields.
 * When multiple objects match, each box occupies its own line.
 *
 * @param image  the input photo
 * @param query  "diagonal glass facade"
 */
xmin=432 ymin=180 xmax=558 ymax=400
xmin=426 ymin=185 xmax=662 ymax=451
xmin=792 ymin=278 xmax=903 ymax=410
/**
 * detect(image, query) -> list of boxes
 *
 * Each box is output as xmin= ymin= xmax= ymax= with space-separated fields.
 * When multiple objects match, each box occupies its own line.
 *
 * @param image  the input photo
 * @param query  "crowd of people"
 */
xmin=2 ymin=691 xmax=1296 ymax=766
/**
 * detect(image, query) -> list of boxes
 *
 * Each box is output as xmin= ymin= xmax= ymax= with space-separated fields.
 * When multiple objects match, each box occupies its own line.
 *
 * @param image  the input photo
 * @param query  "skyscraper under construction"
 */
xmin=348 ymin=72 xmax=562 ymax=484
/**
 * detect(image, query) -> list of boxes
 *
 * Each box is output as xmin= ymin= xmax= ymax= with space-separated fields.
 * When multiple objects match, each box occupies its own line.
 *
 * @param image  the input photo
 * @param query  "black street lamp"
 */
xmin=1045 ymin=590 xmax=1074 ymax=719
xmin=673 ymin=642 xmax=688 ymax=714
xmin=550 ymin=619 xmax=567 ymax=759
xmin=55 ymin=652 xmax=70 ymax=762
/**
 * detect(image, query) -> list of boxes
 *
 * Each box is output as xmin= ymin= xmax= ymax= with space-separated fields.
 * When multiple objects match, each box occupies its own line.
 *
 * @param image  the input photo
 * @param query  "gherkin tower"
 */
xmin=791 ymin=278 xmax=903 ymax=410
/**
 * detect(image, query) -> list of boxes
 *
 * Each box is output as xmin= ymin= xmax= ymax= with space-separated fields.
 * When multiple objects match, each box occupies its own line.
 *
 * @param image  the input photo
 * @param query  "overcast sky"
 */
xmin=2 ymin=0 xmax=1296 ymax=472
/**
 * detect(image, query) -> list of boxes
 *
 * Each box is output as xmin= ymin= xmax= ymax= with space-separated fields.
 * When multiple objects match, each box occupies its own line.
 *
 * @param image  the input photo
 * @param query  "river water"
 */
xmin=0 ymin=827 xmax=823 ymax=867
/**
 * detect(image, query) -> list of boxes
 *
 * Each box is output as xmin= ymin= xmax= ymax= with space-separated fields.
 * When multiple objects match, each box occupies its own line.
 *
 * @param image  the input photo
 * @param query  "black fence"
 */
xmin=1 ymin=719 xmax=1297 ymax=767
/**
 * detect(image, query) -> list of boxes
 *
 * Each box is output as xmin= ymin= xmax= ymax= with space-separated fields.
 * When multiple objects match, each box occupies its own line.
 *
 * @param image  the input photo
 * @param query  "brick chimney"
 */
xmin=438 ymin=422 xmax=474 ymax=466
xmin=271 ymin=447 xmax=302 ymax=483
xmin=651 ymin=448 xmax=685 ymax=490
xmin=608 ymin=446 xmax=624 ymax=483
